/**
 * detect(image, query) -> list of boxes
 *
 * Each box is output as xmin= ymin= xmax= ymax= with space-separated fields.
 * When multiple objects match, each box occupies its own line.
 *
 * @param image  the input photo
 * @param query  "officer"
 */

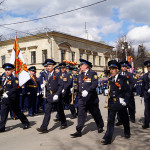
xmin=140 ymin=60 xmax=150 ymax=129
xmin=101 ymin=60 xmax=130 ymax=145
xmin=37 ymin=59 xmax=67 ymax=133
xmin=0 ymin=63 xmax=30 ymax=132
xmin=59 ymin=62 xmax=76 ymax=119
xmin=116 ymin=61 xmax=136 ymax=125
xmin=24 ymin=66 xmax=37 ymax=116
xmin=70 ymin=59 xmax=104 ymax=137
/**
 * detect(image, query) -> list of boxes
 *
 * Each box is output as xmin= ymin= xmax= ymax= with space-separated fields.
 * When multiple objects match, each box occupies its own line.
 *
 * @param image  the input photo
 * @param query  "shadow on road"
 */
xmin=6 ymin=121 xmax=36 ymax=132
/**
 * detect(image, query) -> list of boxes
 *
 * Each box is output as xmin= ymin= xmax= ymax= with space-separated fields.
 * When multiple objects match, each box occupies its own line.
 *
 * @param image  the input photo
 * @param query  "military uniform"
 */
xmin=102 ymin=60 xmax=130 ymax=144
xmin=115 ymin=61 xmax=136 ymax=124
xmin=59 ymin=63 xmax=76 ymax=118
xmin=140 ymin=60 xmax=150 ymax=129
xmin=71 ymin=59 xmax=104 ymax=137
xmin=37 ymin=59 xmax=67 ymax=133
xmin=24 ymin=66 xmax=38 ymax=116
xmin=0 ymin=63 xmax=29 ymax=132
xmin=120 ymin=70 xmax=136 ymax=122
xmin=39 ymin=69 xmax=48 ymax=112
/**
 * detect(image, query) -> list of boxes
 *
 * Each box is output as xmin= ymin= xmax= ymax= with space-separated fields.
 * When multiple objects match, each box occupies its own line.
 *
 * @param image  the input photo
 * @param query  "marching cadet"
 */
xmin=39 ymin=61 xmax=48 ymax=112
xmin=59 ymin=62 xmax=76 ymax=119
xmin=70 ymin=59 xmax=104 ymax=137
xmin=101 ymin=60 xmax=130 ymax=145
xmin=37 ymin=59 xmax=67 ymax=133
xmin=0 ymin=63 xmax=30 ymax=132
xmin=140 ymin=60 xmax=150 ymax=129
xmin=24 ymin=66 xmax=37 ymax=116
xmin=116 ymin=61 xmax=136 ymax=125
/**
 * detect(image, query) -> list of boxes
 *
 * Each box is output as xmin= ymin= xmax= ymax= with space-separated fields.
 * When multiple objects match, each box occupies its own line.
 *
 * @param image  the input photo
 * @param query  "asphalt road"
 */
xmin=0 ymin=95 xmax=149 ymax=150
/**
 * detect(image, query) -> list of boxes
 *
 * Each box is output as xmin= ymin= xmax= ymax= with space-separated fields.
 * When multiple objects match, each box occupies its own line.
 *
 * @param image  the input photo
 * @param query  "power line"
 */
xmin=0 ymin=0 xmax=107 ymax=27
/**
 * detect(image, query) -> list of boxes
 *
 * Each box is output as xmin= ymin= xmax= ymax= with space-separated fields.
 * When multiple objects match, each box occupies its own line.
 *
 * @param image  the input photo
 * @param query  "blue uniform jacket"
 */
xmin=108 ymin=74 xmax=130 ymax=110
xmin=2 ymin=75 xmax=19 ymax=104
xmin=77 ymin=70 xmax=99 ymax=104
xmin=46 ymin=71 xmax=63 ymax=103
xmin=60 ymin=71 xmax=73 ymax=97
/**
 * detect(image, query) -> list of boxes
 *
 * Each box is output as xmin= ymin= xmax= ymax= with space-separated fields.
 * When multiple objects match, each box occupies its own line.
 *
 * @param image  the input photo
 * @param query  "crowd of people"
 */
xmin=0 ymin=58 xmax=149 ymax=145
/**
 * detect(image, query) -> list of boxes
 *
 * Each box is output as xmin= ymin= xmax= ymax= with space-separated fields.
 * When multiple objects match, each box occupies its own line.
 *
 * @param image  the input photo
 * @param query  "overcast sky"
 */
xmin=0 ymin=0 xmax=150 ymax=50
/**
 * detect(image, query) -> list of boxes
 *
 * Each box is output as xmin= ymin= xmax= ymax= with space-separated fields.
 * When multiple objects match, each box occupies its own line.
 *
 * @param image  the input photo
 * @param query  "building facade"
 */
xmin=0 ymin=31 xmax=113 ymax=76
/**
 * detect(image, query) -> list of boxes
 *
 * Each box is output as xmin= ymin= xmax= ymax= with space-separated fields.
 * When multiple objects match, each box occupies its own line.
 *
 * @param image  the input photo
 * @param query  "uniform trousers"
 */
xmin=144 ymin=93 xmax=150 ymax=126
xmin=0 ymin=101 xmax=29 ymax=130
xmin=40 ymin=100 xmax=67 ymax=130
xmin=103 ymin=107 xmax=130 ymax=141
xmin=76 ymin=101 xmax=104 ymax=132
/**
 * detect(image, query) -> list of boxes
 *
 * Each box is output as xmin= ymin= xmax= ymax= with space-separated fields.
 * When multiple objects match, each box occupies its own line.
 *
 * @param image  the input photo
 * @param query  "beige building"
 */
xmin=0 ymin=31 xmax=113 ymax=76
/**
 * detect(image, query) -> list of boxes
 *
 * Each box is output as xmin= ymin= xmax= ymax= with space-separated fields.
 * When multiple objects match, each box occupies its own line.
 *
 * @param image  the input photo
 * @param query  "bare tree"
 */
xmin=115 ymin=35 xmax=135 ymax=62
xmin=134 ymin=44 xmax=150 ymax=72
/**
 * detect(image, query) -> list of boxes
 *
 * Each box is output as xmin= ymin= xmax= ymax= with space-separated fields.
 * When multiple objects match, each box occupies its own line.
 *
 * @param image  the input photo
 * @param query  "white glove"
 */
xmin=82 ymin=90 xmax=88 ymax=97
xmin=105 ymin=89 xmax=108 ymax=96
xmin=53 ymin=95 xmax=58 ymax=101
xmin=27 ymin=92 xmax=30 ymax=95
xmin=119 ymin=98 xmax=126 ymax=106
xmin=2 ymin=92 xmax=8 ymax=98
xmin=148 ymin=89 xmax=150 ymax=93
xmin=37 ymin=93 xmax=40 ymax=96
xmin=70 ymin=87 xmax=73 ymax=93
xmin=62 ymin=89 xmax=65 ymax=93
xmin=41 ymin=84 xmax=45 ymax=89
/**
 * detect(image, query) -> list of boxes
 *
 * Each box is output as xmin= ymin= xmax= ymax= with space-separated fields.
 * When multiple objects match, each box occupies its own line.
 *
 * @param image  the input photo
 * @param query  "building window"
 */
xmin=61 ymin=50 xmax=65 ymax=62
xmin=42 ymin=50 xmax=47 ymax=63
xmin=87 ymin=54 xmax=89 ymax=61
xmin=105 ymin=57 xmax=108 ymax=66
xmin=1 ymin=55 xmax=5 ymax=65
xmin=80 ymin=53 xmax=83 ymax=59
xmin=72 ymin=52 xmax=75 ymax=62
xmin=31 ymin=51 xmax=36 ymax=64
xmin=93 ymin=55 xmax=96 ymax=66
xmin=99 ymin=56 xmax=101 ymax=66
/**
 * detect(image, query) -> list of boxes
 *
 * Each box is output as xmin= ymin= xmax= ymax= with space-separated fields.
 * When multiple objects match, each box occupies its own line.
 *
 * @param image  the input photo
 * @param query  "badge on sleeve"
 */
xmin=94 ymin=75 xmax=98 ymax=79
xmin=60 ymin=76 xmax=62 ymax=79
xmin=127 ymin=81 xmax=129 ymax=85
xmin=70 ymin=76 xmax=72 ymax=79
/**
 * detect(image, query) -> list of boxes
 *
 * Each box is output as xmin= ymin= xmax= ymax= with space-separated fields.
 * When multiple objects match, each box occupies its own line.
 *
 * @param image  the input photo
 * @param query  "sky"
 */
xmin=0 ymin=0 xmax=150 ymax=51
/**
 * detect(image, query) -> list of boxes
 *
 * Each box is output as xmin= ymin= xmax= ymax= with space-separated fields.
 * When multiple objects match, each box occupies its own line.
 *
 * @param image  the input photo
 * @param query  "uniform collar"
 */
xmin=84 ymin=69 xmax=89 ymax=75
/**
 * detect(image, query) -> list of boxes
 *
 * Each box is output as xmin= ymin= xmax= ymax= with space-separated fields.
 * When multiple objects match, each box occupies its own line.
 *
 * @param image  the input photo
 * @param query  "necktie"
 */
xmin=48 ymin=73 xmax=52 ymax=80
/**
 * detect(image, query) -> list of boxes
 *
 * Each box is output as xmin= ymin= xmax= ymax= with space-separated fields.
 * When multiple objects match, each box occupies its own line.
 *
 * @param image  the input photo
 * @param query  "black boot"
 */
xmin=70 ymin=131 xmax=82 ymax=137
